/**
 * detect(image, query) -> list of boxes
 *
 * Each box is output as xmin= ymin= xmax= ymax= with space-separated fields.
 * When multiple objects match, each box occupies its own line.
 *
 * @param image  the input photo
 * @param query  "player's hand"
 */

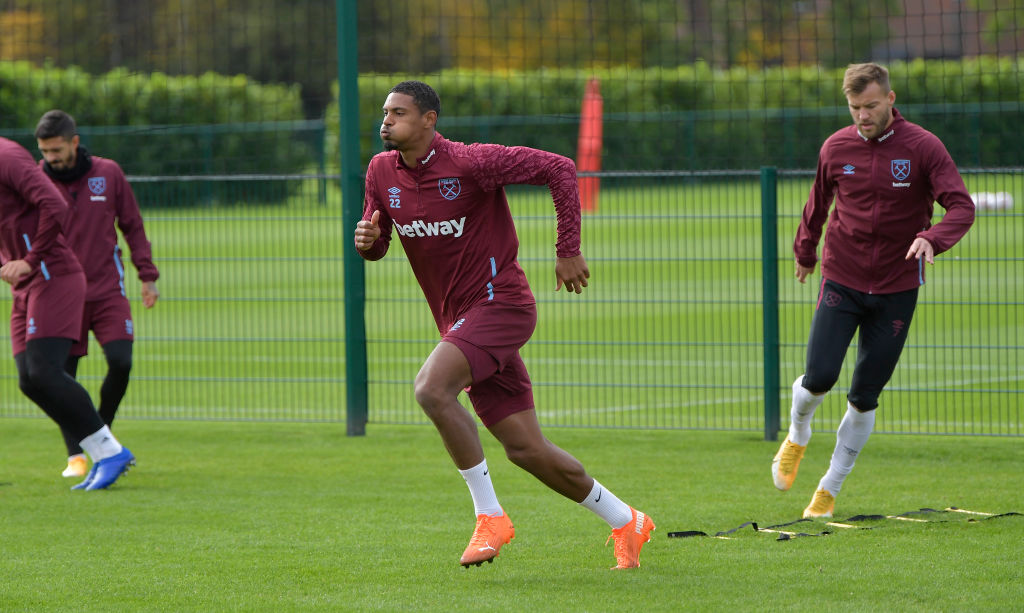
xmin=0 ymin=260 xmax=30 ymax=285
xmin=555 ymin=255 xmax=589 ymax=294
xmin=905 ymin=237 xmax=934 ymax=265
xmin=354 ymin=210 xmax=381 ymax=251
xmin=795 ymin=261 xmax=816 ymax=284
xmin=141 ymin=281 xmax=160 ymax=308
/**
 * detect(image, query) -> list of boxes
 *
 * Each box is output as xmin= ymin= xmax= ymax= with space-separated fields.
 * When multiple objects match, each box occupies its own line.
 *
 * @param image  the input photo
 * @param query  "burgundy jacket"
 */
xmin=0 ymin=137 xmax=82 ymax=291
xmin=43 ymin=154 xmax=159 ymax=301
xmin=359 ymin=132 xmax=582 ymax=332
xmin=795 ymin=109 xmax=975 ymax=294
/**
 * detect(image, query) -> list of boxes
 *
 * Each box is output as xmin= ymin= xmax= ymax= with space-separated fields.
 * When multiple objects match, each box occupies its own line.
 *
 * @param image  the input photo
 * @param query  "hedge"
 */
xmin=327 ymin=56 xmax=1024 ymax=172
xmin=0 ymin=61 xmax=313 ymax=205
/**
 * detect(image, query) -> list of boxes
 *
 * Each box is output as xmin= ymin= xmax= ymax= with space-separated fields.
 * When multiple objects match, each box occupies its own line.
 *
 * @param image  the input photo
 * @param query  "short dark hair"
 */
xmin=35 ymin=109 xmax=77 ymax=140
xmin=843 ymin=63 xmax=891 ymax=96
xmin=390 ymin=81 xmax=441 ymax=117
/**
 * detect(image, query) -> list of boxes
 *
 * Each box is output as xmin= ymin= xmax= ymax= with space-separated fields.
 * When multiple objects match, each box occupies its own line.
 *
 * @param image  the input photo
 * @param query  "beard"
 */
xmin=382 ymin=140 xmax=399 ymax=151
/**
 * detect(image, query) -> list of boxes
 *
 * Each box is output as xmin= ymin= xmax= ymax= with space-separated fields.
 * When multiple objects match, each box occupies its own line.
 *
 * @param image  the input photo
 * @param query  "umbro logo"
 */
xmin=843 ymin=164 xmax=855 ymax=175
xmin=387 ymin=186 xmax=401 ymax=209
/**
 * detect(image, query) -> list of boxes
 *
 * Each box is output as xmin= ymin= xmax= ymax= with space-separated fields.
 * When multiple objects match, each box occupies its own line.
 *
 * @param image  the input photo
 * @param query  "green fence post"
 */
xmin=761 ymin=166 xmax=781 ymax=441
xmin=338 ymin=0 xmax=367 ymax=436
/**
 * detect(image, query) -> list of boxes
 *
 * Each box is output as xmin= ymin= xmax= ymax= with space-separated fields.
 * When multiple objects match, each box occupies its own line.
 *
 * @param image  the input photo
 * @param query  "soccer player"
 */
xmin=354 ymin=81 xmax=654 ymax=569
xmin=0 ymin=136 xmax=135 ymax=491
xmin=772 ymin=63 xmax=975 ymax=518
xmin=35 ymin=110 xmax=160 ymax=479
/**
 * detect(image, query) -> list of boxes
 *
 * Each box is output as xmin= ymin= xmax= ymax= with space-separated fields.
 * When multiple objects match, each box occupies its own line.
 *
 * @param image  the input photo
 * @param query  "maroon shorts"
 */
xmin=70 ymin=295 xmax=135 ymax=357
xmin=442 ymin=302 xmax=537 ymax=427
xmin=9 ymin=272 xmax=86 ymax=355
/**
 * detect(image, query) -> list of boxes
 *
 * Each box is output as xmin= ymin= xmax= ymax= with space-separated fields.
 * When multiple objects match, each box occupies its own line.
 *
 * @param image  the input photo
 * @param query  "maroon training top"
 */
xmin=0 ymin=137 xmax=81 ymax=291
xmin=42 ymin=155 xmax=159 ymax=302
xmin=359 ymin=132 xmax=582 ymax=332
xmin=794 ymin=108 xmax=975 ymax=294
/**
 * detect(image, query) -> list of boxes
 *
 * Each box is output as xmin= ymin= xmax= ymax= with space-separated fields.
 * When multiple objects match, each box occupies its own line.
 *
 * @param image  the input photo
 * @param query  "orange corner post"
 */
xmin=576 ymin=78 xmax=603 ymax=213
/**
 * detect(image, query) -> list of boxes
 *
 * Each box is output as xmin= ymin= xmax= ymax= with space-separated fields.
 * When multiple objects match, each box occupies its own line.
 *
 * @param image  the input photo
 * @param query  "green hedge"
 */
xmin=0 ymin=61 xmax=313 ymax=205
xmin=328 ymin=56 xmax=1024 ymax=171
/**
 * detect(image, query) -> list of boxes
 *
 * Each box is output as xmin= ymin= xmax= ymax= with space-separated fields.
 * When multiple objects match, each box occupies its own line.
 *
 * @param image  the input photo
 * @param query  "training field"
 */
xmin=0 ymin=418 xmax=1021 ymax=611
xmin=0 ymin=174 xmax=1020 ymax=610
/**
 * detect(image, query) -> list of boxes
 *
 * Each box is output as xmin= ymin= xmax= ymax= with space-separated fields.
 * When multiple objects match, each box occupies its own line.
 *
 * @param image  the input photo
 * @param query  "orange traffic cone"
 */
xmin=576 ymin=78 xmax=603 ymax=213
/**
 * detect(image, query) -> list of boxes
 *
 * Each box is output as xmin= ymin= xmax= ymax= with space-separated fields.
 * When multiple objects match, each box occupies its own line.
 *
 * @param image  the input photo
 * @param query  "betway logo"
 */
xmin=393 ymin=216 xmax=466 ymax=238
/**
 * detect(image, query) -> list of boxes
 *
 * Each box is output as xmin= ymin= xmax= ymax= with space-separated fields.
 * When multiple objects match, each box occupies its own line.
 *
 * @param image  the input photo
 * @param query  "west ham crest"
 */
xmin=438 ymin=178 xmax=461 ymax=200
xmin=891 ymin=159 xmax=910 ymax=181
xmin=88 ymin=176 xmax=107 ymax=195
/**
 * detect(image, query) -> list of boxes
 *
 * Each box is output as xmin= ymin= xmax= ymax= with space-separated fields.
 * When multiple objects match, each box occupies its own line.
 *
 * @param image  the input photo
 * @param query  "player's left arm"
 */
xmin=471 ymin=144 xmax=588 ymax=292
xmin=908 ymin=141 xmax=976 ymax=263
xmin=111 ymin=163 xmax=160 ymax=307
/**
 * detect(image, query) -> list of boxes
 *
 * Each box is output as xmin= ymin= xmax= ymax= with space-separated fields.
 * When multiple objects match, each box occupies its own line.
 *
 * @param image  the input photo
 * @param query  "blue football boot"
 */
xmin=76 ymin=448 xmax=136 ymax=491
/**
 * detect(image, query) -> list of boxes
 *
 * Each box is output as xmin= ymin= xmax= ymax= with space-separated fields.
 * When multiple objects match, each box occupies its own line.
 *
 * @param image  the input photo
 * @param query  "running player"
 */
xmin=0 ymin=136 xmax=135 ymax=490
xmin=354 ymin=81 xmax=654 ymax=569
xmin=772 ymin=63 xmax=975 ymax=518
xmin=35 ymin=110 xmax=160 ymax=479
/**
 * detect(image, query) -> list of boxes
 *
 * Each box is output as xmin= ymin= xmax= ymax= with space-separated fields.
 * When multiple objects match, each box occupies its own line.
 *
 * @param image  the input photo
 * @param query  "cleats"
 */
xmin=72 ymin=448 xmax=135 ymax=491
xmin=460 ymin=510 xmax=514 ymax=567
xmin=772 ymin=438 xmax=807 ymax=491
xmin=62 ymin=454 xmax=89 ymax=478
xmin=607 ymin=507 xmax=655 ymax=569
xmin=803 ymin=488 xmax=835 ymax=519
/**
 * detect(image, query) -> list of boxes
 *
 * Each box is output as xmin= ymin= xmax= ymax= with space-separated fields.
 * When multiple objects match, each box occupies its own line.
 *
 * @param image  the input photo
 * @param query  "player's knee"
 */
xmin=103 ymin=342 xmax=133 ymax=376
xmin=17 ymin=372 xmax=37 ymax=396
xmin=413 ymin=378 xmax=453 ymax=413
xmin=503 ymin=441 xmax=543 ymax=470
xmin=106 ymin=353 xmax=132 ymax=378
xmin=23 ymin=355 xmax=60 ymax=389
xmin=801 ymin=371 xmax=838 ymax=395
xmin=846 ymin=391 xmax=879 ymax=412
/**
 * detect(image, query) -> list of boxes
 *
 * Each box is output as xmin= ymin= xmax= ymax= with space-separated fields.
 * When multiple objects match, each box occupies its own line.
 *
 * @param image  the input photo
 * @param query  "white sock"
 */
xmin=579 ymin=479 xmax=633 ymax=529
xmin=818 ymin=403 xmax=875 ymax=497
xmin=79 ymin=425 xmax=123 ymax=462
xmin=788 ymin=375 xmax=825 ymax=446
xmin=458 ymin=459 xmax=502 ymax=517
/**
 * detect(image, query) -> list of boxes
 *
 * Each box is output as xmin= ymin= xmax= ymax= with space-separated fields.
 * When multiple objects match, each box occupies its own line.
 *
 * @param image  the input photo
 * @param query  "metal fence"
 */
xmin=0 ymin=1 xmax=1021 ymax=436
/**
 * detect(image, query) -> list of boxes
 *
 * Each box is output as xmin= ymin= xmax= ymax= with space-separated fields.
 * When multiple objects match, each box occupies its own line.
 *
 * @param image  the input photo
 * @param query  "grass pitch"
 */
xmin=1 ymin=417 xmax=1021 ymax=611
xmin=0 ymin=173 xmax=1020 ymax=610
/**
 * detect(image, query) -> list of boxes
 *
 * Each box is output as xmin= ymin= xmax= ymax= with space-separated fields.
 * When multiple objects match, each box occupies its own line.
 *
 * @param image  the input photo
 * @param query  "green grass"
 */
xmin=1 ymin=417 xmax=1021 ymax=611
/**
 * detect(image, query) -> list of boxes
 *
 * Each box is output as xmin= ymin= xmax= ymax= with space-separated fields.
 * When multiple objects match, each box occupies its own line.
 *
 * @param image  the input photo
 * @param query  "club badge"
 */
xmin=438 ymin=178 xmax=461 ymax=201
xmin=891 ymin=159 xmax=910 ymax=181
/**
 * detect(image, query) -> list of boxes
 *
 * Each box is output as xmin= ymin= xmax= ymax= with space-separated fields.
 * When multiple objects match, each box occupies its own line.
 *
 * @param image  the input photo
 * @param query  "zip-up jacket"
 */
xmin=794 ymin=108 xmax=975 ymax=294
xmin=42 ymin=153 xmax=159 ymax=301
xmin=0 ymin=137 xmax=81 ymax=291
xmin=359 ymin=132 xmax=582 ymax=332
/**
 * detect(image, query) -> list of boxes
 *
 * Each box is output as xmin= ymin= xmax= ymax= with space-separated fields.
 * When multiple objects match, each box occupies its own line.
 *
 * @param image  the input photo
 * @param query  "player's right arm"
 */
xmin=354 ymin=161 xmax=392 ymax=260
xmin=793 ymin=141 xmax=835 ymax=282
xmin=355 ymin=210 xmax=381 ymax=251
xmin=794 ymin=262 xmax=816 ymax=283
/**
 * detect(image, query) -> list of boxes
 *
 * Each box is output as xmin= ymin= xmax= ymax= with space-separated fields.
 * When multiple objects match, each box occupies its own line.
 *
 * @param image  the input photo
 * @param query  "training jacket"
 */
xmin=0 ymin=137 xmax=82 ymax=291
xmin=794 ymin=108 xmax=975 ymax=294
xmin=42 ymin=153 xmax=159 ymax=302
xmin=358 ymin=132 xmax=582 ymax=332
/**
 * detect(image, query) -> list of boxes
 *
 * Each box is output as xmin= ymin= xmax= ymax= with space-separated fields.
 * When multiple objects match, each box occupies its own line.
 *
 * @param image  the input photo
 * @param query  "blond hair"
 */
xmin=843 ymin=63 xmax=891 ymax=96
